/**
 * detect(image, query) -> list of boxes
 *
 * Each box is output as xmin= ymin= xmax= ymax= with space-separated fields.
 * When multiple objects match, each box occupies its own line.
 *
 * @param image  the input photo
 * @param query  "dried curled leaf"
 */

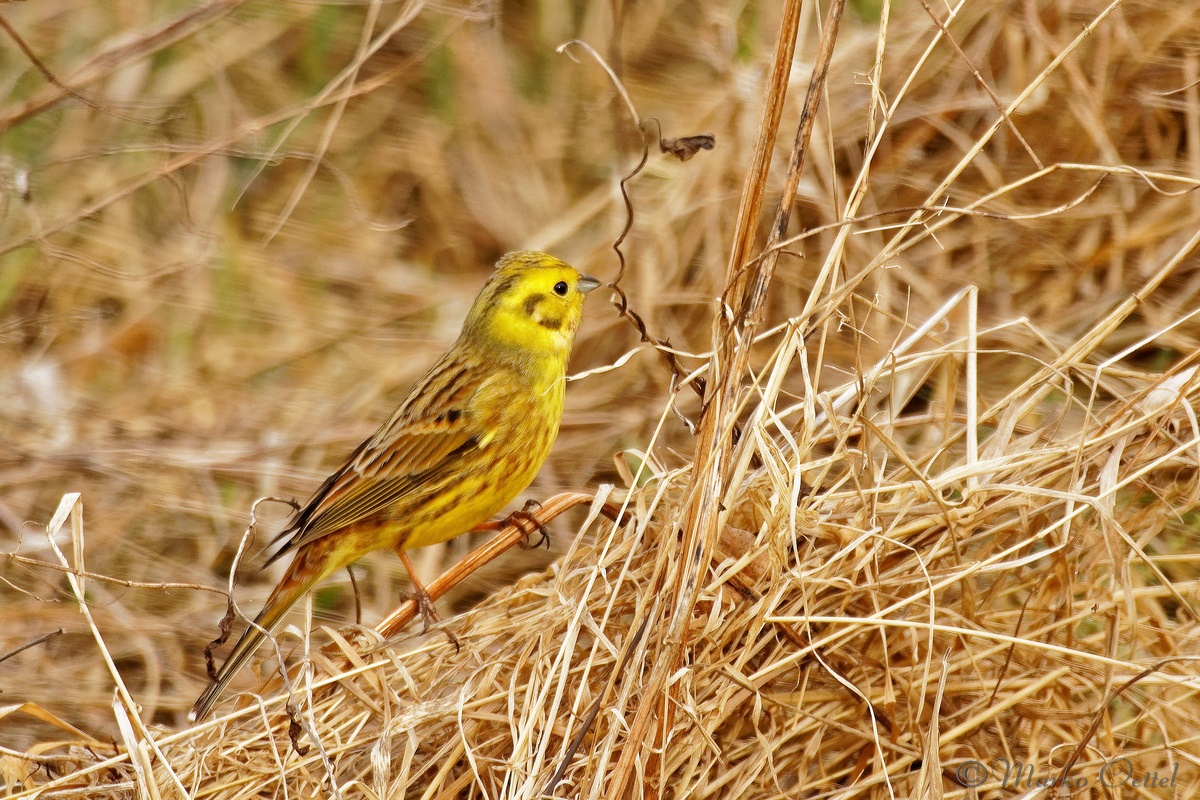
xmin=659 ymin=133 xmax=715 ymax=161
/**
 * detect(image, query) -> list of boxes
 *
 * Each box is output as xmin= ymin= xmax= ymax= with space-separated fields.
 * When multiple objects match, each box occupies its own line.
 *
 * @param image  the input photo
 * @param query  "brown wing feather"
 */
xmin=264 ymin=349 xmax=485 ymax=565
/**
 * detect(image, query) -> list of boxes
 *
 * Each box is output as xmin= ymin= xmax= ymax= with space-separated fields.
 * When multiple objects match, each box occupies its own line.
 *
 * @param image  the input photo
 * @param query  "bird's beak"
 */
xmin=578 ymin=275 xmax=602 ymax=294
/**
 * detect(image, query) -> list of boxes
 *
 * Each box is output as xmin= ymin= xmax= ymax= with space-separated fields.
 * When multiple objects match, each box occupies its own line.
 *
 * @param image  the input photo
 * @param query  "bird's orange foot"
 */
xmin=507 ymin=499 xmax=550 ymax=549
xmin=406 ymin=586 xmax=459 ymax=651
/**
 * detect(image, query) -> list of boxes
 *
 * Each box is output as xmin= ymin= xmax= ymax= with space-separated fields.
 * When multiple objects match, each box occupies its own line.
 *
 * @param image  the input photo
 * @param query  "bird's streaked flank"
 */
xmin=190 ymin=251 xmax=599 ymax=721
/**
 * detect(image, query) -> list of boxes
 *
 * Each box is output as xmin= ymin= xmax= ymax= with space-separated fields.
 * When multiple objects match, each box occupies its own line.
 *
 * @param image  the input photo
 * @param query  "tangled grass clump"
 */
xmin=4 ymin=0 xmax=1200 ymax=797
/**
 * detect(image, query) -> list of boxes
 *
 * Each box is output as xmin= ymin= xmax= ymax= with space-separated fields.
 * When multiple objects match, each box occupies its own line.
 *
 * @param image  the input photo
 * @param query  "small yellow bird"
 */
xmin=190 ymin=251 xmax=599 ymax=721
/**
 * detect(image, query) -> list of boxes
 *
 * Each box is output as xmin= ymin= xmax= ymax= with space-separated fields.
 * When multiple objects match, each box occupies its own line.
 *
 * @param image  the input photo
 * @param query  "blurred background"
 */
xmin=3 ymin=0 xmax=1199 ymax=744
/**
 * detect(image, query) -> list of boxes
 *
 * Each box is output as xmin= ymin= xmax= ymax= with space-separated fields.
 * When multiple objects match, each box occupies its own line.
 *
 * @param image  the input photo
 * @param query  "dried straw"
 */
xmin=4 ymin=0 xmax=1200 ymax=798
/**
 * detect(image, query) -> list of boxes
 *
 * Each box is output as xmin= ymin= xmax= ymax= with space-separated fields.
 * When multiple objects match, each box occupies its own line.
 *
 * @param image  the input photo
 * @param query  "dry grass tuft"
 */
xmin=4 ymin=0 xmax=1200 ymax=797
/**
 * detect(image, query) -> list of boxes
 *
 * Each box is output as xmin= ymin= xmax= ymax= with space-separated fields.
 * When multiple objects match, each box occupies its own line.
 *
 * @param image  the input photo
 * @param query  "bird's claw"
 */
xmin=407 ymin=587 xmax=459 ymax=652
xmin=507 ymin=500 xmax=550 ymax=549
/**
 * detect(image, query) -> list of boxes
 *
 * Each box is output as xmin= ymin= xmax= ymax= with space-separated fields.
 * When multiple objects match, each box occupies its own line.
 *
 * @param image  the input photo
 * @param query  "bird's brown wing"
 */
xmin=264 ymin=354 xmax=490 ymax=564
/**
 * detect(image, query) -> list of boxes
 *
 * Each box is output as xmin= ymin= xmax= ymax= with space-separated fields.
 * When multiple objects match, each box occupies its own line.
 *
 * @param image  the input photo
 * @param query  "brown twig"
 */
xmin=0 ymin=628 xmax=64 ymax=665
xmin=557 ymin=40 xmax=715 ymax=432
xmin=374 ymin=492 xmax=628 ymax=639
xmin=346 ymin=567 xmax=362 ymax=626
xmin=916 ymin=0 xmax=1042 ymax=169
xmin=0 ymin=552 xmax=229 ymax=596
xmin=1051 ymin=657 xmax=1200 ymax=790
xmin=545 ymin=614 xmax=650 ymax=795
xmin=0 ymin=0 xmax=247 ymax=130
xmin=202 ymin=495 xmax=300 ymax=678
xmin=608 ymin=0 xmax=848 ymax=795
xmin=0 ymin=15 xmax=155 ymax=125
xmin=607 ymin=120 xmax=708 ymax=432
xmin=0 ymin=18 xmax=453 ymax=261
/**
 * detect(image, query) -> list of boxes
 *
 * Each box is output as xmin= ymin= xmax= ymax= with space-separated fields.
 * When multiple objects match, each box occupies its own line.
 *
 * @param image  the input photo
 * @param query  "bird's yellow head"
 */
xmin=463 ymin=250 xmax=601 ymax=366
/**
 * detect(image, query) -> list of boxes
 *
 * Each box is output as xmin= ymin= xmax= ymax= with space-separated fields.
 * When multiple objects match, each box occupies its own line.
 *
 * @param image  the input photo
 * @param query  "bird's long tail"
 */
xmin=189 ymin=575 xmax=310 ymax=722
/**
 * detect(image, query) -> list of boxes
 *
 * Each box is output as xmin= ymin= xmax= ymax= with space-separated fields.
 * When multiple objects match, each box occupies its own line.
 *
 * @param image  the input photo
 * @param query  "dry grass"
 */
xmin=3 ymin=0 xmax=1200 ymax=797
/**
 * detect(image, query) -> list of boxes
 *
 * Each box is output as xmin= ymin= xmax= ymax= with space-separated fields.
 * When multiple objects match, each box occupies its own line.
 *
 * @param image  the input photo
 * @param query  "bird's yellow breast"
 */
xmin=397 ymin=362 xmax=566 ymax=549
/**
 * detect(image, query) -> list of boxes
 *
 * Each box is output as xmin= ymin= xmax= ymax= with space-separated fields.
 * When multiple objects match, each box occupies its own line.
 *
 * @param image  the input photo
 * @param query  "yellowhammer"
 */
xmin=190 ymin=251 xmax=600 ymax=721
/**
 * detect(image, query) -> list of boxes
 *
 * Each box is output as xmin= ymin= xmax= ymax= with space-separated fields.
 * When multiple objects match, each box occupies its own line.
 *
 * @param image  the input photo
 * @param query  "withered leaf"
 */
xmin=659 ymin=133 xmax=716 ymax=161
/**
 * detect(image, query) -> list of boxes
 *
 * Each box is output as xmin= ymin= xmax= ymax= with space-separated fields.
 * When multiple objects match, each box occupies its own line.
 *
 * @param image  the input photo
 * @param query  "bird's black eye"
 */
xmin=553 ymin=281 xmax=568 ymax=296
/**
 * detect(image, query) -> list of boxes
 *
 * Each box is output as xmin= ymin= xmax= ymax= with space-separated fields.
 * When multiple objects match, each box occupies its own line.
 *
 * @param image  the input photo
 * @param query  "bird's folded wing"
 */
xmin=265 ymin=364 xmax=491 ymax=563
